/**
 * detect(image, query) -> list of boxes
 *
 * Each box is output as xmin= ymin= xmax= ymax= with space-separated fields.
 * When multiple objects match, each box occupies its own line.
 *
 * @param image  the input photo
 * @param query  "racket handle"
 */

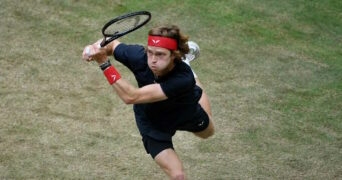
xmin=100 ymin=37 xmax=107 ymax=47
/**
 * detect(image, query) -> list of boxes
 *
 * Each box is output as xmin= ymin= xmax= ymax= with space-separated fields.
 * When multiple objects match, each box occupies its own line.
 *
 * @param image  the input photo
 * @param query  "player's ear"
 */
xmin=170 ymin=51 xmax=176 ymax=59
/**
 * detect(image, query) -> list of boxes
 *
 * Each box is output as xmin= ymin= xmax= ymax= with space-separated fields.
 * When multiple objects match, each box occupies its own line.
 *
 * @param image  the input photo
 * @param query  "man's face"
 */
xmin=147 ymin=46 xmax=174 ymax=76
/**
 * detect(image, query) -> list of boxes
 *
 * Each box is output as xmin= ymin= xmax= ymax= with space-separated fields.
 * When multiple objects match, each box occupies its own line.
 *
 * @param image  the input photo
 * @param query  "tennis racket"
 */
xmin=100 ymin=11 xmax=151 ymax=47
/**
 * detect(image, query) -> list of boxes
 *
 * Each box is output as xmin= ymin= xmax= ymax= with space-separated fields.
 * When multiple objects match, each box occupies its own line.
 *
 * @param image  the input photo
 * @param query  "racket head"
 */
xmin=100 ymin=11 xmax=151 ymax=47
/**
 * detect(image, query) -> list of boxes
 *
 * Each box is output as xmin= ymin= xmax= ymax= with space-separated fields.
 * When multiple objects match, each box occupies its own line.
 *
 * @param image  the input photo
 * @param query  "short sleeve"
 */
xmin=113 ymin=43 xmax=147 ymax=71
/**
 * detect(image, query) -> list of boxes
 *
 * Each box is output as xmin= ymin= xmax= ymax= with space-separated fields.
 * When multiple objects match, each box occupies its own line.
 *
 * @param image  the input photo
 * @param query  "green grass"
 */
xmin=1 ymin=0 xmax=341 ymax=179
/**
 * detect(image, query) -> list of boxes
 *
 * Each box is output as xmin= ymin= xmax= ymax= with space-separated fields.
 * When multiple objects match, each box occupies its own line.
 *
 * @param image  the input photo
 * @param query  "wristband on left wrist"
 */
xmin=103 ymin=66 xmax=121 ymax=85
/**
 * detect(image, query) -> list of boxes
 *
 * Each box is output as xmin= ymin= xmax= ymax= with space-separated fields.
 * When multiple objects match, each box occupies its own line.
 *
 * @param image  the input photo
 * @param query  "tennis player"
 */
xmin=82 ymin=25 xmax=214 ymax=180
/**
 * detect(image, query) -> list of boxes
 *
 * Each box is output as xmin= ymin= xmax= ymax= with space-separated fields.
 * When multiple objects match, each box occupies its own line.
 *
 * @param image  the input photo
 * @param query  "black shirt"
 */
xmin=114 ymin=43 xmax=202 ymax=140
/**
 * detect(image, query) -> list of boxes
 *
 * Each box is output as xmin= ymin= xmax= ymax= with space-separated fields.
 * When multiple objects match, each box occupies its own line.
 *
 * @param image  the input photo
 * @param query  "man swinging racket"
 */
xmin=82 ymin=24 xmax=215 ymax=180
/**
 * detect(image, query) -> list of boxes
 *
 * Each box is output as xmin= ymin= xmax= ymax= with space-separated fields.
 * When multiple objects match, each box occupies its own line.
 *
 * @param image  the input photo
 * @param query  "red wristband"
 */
xmin=103 ymin=66 xmax=121 ymax=85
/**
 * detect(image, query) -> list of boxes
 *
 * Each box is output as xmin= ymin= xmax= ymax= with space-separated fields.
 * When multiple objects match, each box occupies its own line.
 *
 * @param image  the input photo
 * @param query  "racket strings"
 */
xmin=104 ymin=15 xmax=150 ymax=36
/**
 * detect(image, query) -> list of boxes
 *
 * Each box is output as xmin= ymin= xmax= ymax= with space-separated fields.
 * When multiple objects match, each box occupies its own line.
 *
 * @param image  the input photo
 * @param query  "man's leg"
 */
xmin=154 ymin=149 xmax=185 ymax=180
xmin=143 ymin=136 xmax=185 ymax=179
xmin=183 ymin=41 xmax=215 ymax=138
xmin=193 ymin=78 xmax=215 ymax=139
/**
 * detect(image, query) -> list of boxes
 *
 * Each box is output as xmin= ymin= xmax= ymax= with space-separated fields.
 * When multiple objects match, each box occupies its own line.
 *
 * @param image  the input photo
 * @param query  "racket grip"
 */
xmin=100 ymin=37 xmax=107 ymax=47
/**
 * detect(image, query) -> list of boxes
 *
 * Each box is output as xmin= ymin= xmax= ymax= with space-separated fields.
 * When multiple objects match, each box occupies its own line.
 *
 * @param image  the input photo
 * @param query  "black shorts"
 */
xmin=138 ymin=105 xmax=209 ymax=159
xmin=177 ymin=104 xmax=210 ymax=132
xmin=142 ymin=135 xmax=174 ymax=159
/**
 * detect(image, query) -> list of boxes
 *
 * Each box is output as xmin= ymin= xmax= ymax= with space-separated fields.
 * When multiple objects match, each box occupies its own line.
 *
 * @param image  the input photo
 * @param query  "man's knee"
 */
xmin=199 ymin=115 xmax=214 ymax=139
xmin=194 ymin=125 xmax=215 ymax=139
xmin=204 ymin=128 xmax=215 ymax=138
xmin=170 ymin=170 xmax=185 ymax=180
xmin=206 ymin=127 xmax=215 ymax=138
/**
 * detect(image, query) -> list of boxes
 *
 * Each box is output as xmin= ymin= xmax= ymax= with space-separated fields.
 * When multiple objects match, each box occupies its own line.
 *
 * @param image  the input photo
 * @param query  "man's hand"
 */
xmin=82 ymin=40 xmax=108 ymax=65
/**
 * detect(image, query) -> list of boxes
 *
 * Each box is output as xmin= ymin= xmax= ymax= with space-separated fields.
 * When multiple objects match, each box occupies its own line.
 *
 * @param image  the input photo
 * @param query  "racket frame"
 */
xmin=100 ymin=11 xmax=151 ymax=47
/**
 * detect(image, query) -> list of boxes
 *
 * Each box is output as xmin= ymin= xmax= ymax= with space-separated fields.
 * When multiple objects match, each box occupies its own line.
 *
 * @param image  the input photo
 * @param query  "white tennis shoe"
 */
xmin=183 ymin=41 xmax=200 ymax=65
